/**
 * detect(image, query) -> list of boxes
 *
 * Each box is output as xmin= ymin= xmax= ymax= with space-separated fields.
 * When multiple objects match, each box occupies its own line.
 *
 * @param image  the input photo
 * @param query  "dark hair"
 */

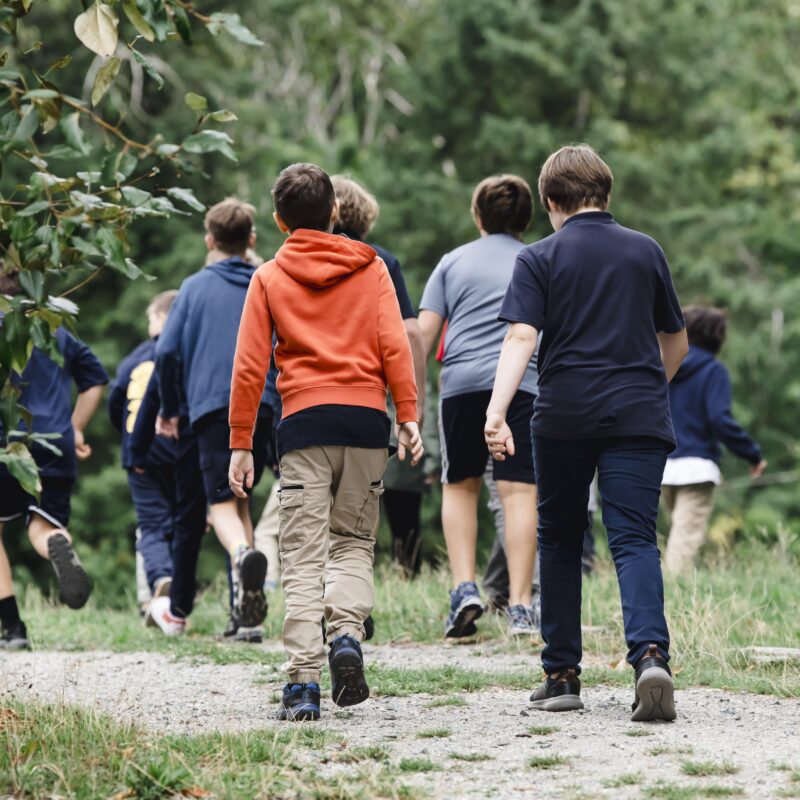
xmin=204 ymin=197 xmax=255 ymax=254
xmin=272 ymin=163 xmax=336 ymax=232
xmin=471 ymin=174 xmax=533 ymax=236
xmin=684 ymin=305 xmax=727 ymax=354
xmin=538 ymin=144 xmax=613 ymax=213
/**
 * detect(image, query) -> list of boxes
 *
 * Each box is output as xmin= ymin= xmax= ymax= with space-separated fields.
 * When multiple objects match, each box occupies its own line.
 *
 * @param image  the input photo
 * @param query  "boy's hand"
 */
xmin=397 ymin=422 xmax=424 ymax=466
xmin=750 ymin=459 xmax=768 ymax=480
xmin=74 ymin=428 xmax=92 ymax=461
xmin=156 ymin=415 xmax=179 ymax=439
xmin=229 ymin=449 xmax=255 ymax=498
xmin=485 ymin=413 xmax=515 ymax=461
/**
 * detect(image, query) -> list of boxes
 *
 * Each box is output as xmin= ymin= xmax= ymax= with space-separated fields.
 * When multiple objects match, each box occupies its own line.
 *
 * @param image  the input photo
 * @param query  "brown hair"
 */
xmin=204 ymin=197 xmax=255 ymax=254
xmin=538 ymin=145 xmax=613 ymax=213
xmin=684 ymin=305 xmax=727 ymax=354
xmin=471 ymin=174 xmax=533 ymax=236
xmin=331 ymin=175 xmax=379 ymax=239
xmin=272 ymin=163 xmax=336 ymax=232
xmin=146 ymin=289 xmax=178 ymax=319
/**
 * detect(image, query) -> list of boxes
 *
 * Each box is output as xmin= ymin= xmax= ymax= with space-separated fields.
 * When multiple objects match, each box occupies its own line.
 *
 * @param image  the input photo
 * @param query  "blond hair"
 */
xmin=146 ymin=289 xmax=178 ymax=318
xmin=204 ymin=197 xmax=255 ymax=253
xmin=331 ymin=175 xmax=379 ymax=239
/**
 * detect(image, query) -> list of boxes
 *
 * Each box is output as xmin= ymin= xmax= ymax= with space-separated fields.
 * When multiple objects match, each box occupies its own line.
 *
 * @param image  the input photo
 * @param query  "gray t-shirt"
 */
xmin=420 ymin=234 xmax=539 ymax=399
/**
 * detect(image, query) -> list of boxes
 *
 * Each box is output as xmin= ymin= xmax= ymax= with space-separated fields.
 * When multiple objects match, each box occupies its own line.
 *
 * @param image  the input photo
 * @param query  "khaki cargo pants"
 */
xmin=661 ymin=483 xmax=716 ymax=575
xmin=278 ymin=445 xmax=388 ymax=684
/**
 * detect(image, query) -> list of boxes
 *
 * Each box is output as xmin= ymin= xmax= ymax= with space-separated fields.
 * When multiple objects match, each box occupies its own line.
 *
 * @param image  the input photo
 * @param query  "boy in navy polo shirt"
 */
xmin=486 ymin=145 xmax=688 ymax=721
xmin=0 ymin=273 xmax=108 ymax=649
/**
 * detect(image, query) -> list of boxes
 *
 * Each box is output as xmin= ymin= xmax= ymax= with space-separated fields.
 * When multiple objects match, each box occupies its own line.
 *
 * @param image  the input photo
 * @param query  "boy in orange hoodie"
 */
xmin=228 ymin=163 xmax=422 ymax=721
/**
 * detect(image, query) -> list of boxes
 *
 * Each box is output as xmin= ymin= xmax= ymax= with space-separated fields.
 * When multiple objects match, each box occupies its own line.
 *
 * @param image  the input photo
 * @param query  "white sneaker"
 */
xmin=147 ymin=595 xmax=186 ymax=637
xmin=145 ymin=577 xmax=173 ymax=628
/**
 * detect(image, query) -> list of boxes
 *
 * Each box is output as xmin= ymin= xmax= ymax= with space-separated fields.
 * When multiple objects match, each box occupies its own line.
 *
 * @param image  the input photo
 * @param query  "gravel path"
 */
xmin=1 ymin=648 xmax=798 ymax=798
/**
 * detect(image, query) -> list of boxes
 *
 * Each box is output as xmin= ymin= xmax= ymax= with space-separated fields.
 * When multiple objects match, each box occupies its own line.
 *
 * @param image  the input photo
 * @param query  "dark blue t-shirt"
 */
xmin=499 ymin=211 xmax=684 ymax=447
xmin=2 ymin=327 xmax=108 ymax=478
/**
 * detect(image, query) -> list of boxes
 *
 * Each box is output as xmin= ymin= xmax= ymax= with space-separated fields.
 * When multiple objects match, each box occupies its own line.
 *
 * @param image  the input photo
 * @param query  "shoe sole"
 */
xmin=445 ymin=599 xmax=484 ymax=639
xmin=235 ymin=627 xmax=263 ymax=644
xmin=509 ymin=625 xmax=537 ymax=638
xmin=278 ymin=704 xmax=320 ymax=721
xmin=48 ymin=534 xmax=91 ymax=610
xmin=238 ymin=551 xmax=268 ymax=628
xmin=0 ymin=639 xmax=30 ymax=651
xmin=631 ymin=666 xmax=676 ymax=722
xmin=530 ymin=695 xmax=585 ymax=712
xmin=330 ymin=648 xmax=370 ymax=707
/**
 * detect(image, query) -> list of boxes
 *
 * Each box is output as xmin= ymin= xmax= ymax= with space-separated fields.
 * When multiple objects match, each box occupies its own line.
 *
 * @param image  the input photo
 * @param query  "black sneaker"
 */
xmin=47 ymin=533 xmax=91 ymax=609
xmin=329 ymin=635 xmax=369 ymax=707
xmin=631 ymin=644 xmax=676 ymax=722
xmin=529 ymin=669 xmax=584 ymax=712
xmin=235 ymin=549 xmax=268 ymax=628
xmin=0 ymin=620 xmax=30 ymax=650
xmin=364 ymin=614 xmax=375 ymax=642
xmin=278 ymin=682 xmax=321 ymax=721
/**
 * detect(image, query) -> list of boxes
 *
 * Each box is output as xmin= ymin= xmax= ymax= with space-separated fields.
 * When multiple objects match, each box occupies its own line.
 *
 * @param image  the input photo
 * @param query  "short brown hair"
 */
xmin=272 ymin=163 xmax=335 ymax=232
xmin=331 ymin=175 xmax=379 ymax=239
xmin=204 ymin=197 xmax=255 ymax=254
xmin=538 ymin=145 xmax=613 ymax=213
xmin=684 ymin=305 xmax=727 ymax=354
xmin=471 ymin=175 xmax=533 ymax=236
xmin=146 ymin=289 xmax=178 ymax=318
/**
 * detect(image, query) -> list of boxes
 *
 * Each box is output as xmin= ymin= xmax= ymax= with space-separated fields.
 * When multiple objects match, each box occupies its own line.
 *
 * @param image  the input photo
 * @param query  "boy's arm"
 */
xmin=229 ymin=270 xmax=274 ymax=449
xmin=155 ymin=290 xmax=188 ymax=420
xmin=66 ymin=332 xmax=109 ymax=460
xmin=657 ymin=329 xmax=689 ymax=382
xmin=72 ymin=385 xmax=104 ymax=460
xmin=418 ymin=310 xmax=445 ymax=361
xmin=107 ymin=376 xmax=126 ymax=433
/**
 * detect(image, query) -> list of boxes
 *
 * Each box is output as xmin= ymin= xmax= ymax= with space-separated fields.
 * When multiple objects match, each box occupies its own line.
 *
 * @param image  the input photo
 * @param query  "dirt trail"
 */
xmin=1 ymin=648 xmax=798 ymax=798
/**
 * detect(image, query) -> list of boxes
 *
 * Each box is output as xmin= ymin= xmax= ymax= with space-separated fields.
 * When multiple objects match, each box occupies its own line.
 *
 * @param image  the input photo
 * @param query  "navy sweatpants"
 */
xmin=128 ymin=466 xmax=175 ymax=590
xmin=533 ymin=435 xmax=671 ymax=673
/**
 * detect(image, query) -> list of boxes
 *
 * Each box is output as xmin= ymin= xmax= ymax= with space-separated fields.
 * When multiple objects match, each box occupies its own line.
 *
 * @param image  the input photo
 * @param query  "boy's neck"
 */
xmin=206 ymin=247 xmax=246 ymax=263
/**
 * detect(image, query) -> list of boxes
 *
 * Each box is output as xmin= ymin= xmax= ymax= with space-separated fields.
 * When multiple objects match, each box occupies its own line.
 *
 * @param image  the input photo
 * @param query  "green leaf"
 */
xmin=184 ymin=92 xmax=208 ymax=112
xmin=129 ymin=47 xmax=164 ymax=90
xmin=19 ymin=271 xmax=45 ymax=303
xmin=0 ymin=67 xmax=22 ymax=82
xmin=208 ymin=109 xmax=237 ymax=123
xmin=207 ymin=12 xmax=263 ymax=47
xmin=122 ymin=0 xmax=155 ymax=42
xmin=167 ymin=187 xmax=205 ymax=212
xmin=11 ymin=105 xmax=39 ymax=143
xmin=60 ymin=112 xmax=90 ymax=156
xmin=120 ymin=185 xmax=151 ymax=206
xmin=17 ymin=200 xmax=50 ymax=217
xmin=170 ymin=4 xmax=192 ymax=44
xmin=0 ymin=443 xmax=41 ymax=497
xmin=47 ymin=55 xmax=72 ymax=73
xmin=140 ymin=0 xmax=171 ymax=42
xmin=22 ymin=89 xmax=60 ymax=100
xmin=91 ymin=56 xmax=121 ymax=106
xmin=74 ymin=1 xmax=120 ymax=58
xmin=182 ymin=129 xmax=237 ymax=161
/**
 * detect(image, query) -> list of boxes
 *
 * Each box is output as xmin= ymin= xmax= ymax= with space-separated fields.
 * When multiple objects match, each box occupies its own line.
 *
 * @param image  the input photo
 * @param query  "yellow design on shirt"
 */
xmin=126 ymin=360 xmax=155 ymax=433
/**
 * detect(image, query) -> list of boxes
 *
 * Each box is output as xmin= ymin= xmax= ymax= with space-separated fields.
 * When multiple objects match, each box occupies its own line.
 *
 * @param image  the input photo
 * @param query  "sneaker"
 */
xmin=47 ymin=533 xmax=91 ymax=609
xmin=223 ymin=612 xmax=239 ymax=639
xmin=0 ymin=620 xmax=30 ymax=650
xmin=145 ymin=577 xmax=172 ymax=628
xmin=507 ymin=604 xmax=537 ymax=637
xmin=147 ymin=595 xmax=186 ymax=637
xmin=364 ymin=614 xmax=375 ymax=642
xmin=328 ymin=635 xmax=369 ymax=707
xmin=444 ymin=581 xmax=484 ymax=638
xmin=529 ymin=669 xmax=584 ymax=712
xmin=631 ymin=644 xmax=676 ymax=722
xmin=278 ymin=682 xmax=321 ymax=721
xmin=234 ymin=625 xmax=263 ymax=644
xmin=234 ymin=548 xmax=268 ymax=628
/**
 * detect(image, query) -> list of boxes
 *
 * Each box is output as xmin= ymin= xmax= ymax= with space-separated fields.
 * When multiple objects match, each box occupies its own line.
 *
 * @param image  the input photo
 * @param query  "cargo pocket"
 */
xmin=355 ymin=480 xmax=385 ymax=536
xmin=278 ymin=485 xmax=306 ymax=552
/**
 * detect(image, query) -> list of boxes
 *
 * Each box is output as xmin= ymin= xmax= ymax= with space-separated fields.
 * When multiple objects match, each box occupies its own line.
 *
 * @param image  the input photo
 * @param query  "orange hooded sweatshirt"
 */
xmin=229 ymin=229 xmax=418 ymax=450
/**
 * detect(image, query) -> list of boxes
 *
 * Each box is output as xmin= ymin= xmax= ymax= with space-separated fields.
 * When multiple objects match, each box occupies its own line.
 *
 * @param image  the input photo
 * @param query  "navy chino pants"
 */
xmin=533 ymin=435 xmax=671 ymax=674
xmin=128 ymin=465 xmax=175 ymax=590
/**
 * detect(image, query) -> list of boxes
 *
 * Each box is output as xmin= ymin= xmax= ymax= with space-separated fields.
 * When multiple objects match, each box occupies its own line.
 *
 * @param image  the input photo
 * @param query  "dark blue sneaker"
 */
xmin=328 ymin=635 xmax=369 ymax=707
xmin=444 ymin=581 xmax=483 ymax=639
xmin=278 ymin=683 xmax=321 ymax=721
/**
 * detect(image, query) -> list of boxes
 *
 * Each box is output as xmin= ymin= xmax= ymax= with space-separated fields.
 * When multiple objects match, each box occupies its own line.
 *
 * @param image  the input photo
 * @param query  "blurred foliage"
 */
xmin=3 ymin=0 xmax=800 ymax=603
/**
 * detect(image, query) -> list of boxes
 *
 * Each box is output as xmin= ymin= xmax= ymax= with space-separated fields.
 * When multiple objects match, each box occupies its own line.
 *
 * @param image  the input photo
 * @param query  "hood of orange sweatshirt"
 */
xmin=275 ymin=229 xmax=377 ymax=289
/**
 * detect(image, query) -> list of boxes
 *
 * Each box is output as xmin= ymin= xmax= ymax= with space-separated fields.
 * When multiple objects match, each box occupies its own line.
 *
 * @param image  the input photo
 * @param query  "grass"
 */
xmin=528 ymin=754 xmax=569 ymax=770
xmin=449 ymin=753 xmax=492 ymax=762
xmin=603 ymin=772 xmax=642 ymax=787
xmin=646 ymin=786 xmax=744 ymax=800
xmin=423 ymin=697 xmax=466 ymax=709
xmin=527 ymin=725 xmax=559 ymax=735
xmin=623 ymin=728 xmax=654 ymax=737
xmin=416 ymin=728 xmax=451 ymax=739
xmin=650 ymin=745 xmax=695 ymax=756
xmin=681 ymin=761 xmax=740 ymax=777
xmin=398 ymin=758 xmax=439 ymax=773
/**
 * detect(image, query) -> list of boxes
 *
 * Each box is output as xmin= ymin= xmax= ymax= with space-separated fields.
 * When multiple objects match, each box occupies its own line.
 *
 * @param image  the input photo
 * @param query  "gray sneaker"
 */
xmin=444 ymin=581 xmax=483 ymax=638
xmin=507 ymin=604 xmax=537 ymax=637
xmin=631 ymin=645 xmax=676 ymax=722
xmin=530 ymin=669 xmax=584 ymax=712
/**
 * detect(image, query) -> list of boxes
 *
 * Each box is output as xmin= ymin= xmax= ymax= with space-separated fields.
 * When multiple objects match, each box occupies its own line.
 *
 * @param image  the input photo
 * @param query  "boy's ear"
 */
xmin=204 ymin=232 xmax=215 ymax=251
xmin=248 ymin=230 xmax=257 ymax=248
xmin=273 ymin=211 xmax=290 ymax=234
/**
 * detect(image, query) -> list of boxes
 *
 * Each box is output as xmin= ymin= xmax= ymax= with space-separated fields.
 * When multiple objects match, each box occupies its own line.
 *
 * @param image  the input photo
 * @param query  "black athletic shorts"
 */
xmin=0 ymin=470 xmax=72 ymax=529
xmin=194 ymin=408 xmax=274 ymax=505
xmin=439 ymin=390 xmax=535 ymax=484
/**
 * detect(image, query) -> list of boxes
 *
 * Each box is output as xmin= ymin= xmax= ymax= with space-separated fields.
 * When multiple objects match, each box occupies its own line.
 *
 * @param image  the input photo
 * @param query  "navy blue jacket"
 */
xmin=155 ymin=256 xmax=270 ymax=424
xmin=668 ymin=345 xmax=762 ymax=465
xmin=108 ymin=338 xmax=176 ymax=469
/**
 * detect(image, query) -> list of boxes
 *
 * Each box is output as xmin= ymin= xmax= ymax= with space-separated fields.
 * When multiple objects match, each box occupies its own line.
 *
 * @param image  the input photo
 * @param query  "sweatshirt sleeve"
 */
xmin=155 ymin=289 xmax=188 ymax=419
xmin=229 ymin=269 xmax=273 ymax=449
xmin=376 ymin=259 xmax=418 ymax=423
xmin=705 ymin=363 xmax=762 ymax=465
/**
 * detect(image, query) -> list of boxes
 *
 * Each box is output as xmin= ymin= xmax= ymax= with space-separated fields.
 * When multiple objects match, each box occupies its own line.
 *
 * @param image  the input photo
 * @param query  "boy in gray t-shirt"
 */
xmin=419 ymin=174 xmax=539 ymax=640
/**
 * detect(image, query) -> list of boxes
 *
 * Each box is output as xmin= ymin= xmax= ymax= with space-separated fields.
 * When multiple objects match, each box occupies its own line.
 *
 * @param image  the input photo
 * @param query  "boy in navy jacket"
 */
xmin=108 ymin=291 xmax=178 ymax=624
xmin=662 ymin=305 xmax=766 ymax=574
xmin=486 ymin=145 xmax=688 ymax=722
xmin=0 ymin=274 xmax=107 ymax=648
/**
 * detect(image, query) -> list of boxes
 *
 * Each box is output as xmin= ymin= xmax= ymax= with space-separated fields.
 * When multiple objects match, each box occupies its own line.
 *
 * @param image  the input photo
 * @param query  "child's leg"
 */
xmin=128 ymin=468 xmax=174 ymax=592
xmin=278 ymin=447 xmax=335 ymax=684
xmin=496 ymin=481 xmax=537 ymax=608
xmin=533 ymin=435 xmax=597 ymax=674
xmin=0 ymin=522 xmax=14 ymax=601
xmin=324 ymin=447 xmax=388 ymax=640
xmin=383 ymin=488 xmax=422 ymax=576
xmin=662 ymin=484 xmax=715 ymax=575
xmin=596 ymin=438 xmax=671 ymax=666
xmin=441 ymin=478 xmax=482 ymax=585
xmin=254 ymin=481 xmax=281 ymax=587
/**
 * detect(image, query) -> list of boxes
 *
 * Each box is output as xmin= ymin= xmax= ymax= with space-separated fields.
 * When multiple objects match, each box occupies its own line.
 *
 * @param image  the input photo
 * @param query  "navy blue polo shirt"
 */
xmin=499 ymin=211 xmax=684 ymax=447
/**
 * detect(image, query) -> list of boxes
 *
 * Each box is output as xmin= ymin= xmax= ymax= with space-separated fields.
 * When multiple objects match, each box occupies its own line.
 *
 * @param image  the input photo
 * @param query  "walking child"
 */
xmin=486 ymin=145 xmax=688 ymax=721
xmin=228 ymin=163 xmax=422 ymax=721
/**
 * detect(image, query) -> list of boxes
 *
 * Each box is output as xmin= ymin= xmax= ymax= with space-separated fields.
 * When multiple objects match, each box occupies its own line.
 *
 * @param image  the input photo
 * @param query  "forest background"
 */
xmin=3 ymin=0 xmax=800 ymax=605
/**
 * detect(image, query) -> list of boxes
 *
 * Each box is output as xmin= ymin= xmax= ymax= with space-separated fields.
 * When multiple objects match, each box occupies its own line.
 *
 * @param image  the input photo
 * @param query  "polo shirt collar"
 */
xmin=561 ymin=211 xmax=614 ymax=227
